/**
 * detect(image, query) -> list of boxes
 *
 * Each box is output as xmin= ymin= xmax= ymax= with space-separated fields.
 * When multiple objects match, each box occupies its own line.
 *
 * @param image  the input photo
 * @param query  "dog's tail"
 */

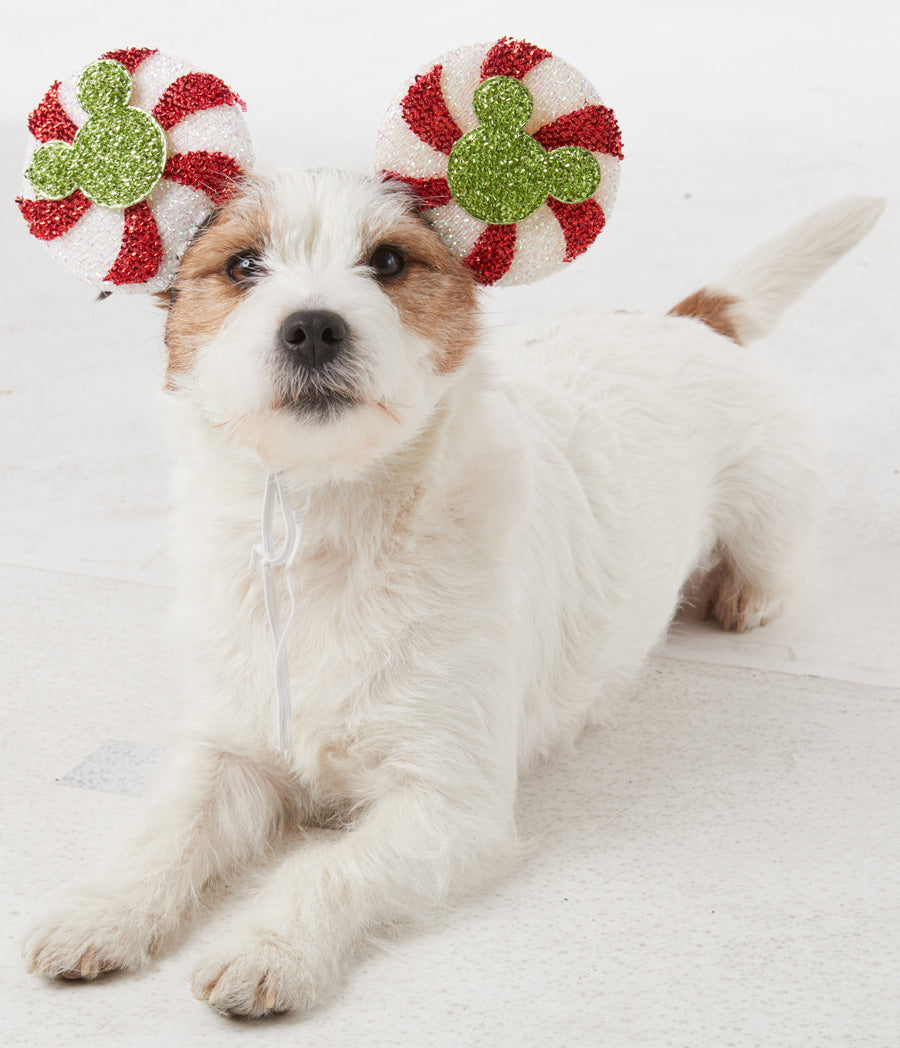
xmin=669 ymin=196 xmax=885 ymax=345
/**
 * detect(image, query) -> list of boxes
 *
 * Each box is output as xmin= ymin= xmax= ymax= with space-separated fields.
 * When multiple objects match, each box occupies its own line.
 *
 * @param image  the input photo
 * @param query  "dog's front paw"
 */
xmin=193 ymin=932 xmax=323 ymax=1018
xmin=24 ymin=890 xmax=157 ymax=981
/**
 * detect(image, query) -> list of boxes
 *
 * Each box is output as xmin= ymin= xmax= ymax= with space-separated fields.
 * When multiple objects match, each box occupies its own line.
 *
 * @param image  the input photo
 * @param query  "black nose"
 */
xmin=279 ymin=310 xmax=349 ymax=369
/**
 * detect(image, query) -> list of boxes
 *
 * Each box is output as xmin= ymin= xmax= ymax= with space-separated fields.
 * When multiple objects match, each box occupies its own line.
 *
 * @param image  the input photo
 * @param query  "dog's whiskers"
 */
xmin=376 ymin=400 xmax=402 ymax=425
xmin=205 ymin=410 xmax=250 ymax=432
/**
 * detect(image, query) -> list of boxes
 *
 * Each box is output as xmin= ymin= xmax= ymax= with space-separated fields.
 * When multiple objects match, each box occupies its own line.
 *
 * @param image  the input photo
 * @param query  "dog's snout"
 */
xmin=280 ymin=310 xmax=349 ymax=369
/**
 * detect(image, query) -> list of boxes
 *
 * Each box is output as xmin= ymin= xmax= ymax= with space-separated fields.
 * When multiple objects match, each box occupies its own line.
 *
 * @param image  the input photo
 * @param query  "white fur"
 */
xmin=24 ymin=171 xmax=881 ymax=1016
xmin=709 ymin=195 xmax=885 ymax=343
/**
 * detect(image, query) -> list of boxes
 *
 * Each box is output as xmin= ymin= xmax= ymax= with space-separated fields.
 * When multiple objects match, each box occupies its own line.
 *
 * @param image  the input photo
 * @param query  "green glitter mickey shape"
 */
xmin=446 ymin=76 xmax=602 ymax=226
xmin=26 ymin=60 xmax=166 ymax=209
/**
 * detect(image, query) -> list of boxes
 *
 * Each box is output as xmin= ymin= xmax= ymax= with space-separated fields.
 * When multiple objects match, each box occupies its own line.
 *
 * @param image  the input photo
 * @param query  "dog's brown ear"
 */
xmin=154 ymin=289 xmax=175 ymax=311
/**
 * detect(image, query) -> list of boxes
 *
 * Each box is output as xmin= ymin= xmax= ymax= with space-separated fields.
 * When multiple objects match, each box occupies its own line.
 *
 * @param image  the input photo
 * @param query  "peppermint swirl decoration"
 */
xmin=17 ymin=47 xmax=253 ymax=294
xmin=375 ymin=37 xmax=624 ymax=287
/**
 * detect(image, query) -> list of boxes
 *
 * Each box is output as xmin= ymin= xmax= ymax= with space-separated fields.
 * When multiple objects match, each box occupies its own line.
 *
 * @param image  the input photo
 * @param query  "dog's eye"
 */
xmin=369 ymin=245 xmax=406 ymax=279
xmin=225 ymin=251 xmax=266 ymax=285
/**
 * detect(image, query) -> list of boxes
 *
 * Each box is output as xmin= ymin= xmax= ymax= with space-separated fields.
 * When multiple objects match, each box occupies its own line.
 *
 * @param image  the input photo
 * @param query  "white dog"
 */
xmin=24 ymin=170 xmax=882 ymax=1016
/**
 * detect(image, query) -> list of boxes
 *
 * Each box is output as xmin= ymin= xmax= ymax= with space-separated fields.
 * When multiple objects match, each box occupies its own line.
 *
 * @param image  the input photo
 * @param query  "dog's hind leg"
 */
xmin=24 ymin=741 xmax=292 ymax=981
xmin=703 ymin=429 xmax=825 ymax=632
xmin=668 ymin=199 xmax=885 ymax=631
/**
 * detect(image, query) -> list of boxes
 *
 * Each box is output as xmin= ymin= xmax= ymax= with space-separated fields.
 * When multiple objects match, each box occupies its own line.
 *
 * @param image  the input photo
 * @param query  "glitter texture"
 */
xmin=446 ymin=76 xmax=600 ymax=225
xmin=100 ymin=47 xmax=157 ymax=74
xmin=163 ymin=151 xmax=244 ymax=205
xmin=463 ymin=223 xmax=517 ymax=284
xmin=400 ymin=64 xmax=463 ymax=156
xmin=104 ymin=201 xmax=162 ymax=284
xmin=18 ymin=47 xmax=253 ymax=293
xmin=480 ymin=37 xmax=551 ymax=80
xmin=532 ymin=105 xmax=623 ymax=160
xmin=16 ymin=190 xmax=92 ymax=240
xmin=26 ymin=142 xmax=78 ymax=200
xmin=376 ymin=37 xmax=623 ymax=287
xmin=546 ymin=196 xmax=605 ymax=260
xmin=382 ymin=172 xmax=453 ymax=209
xmin=26 ymin=60 xmax=167 ymax=208
xmin=152 ymin=72 xmax=246 ymax=131
xmin=27 ymin=81 xmax=78 ymax=144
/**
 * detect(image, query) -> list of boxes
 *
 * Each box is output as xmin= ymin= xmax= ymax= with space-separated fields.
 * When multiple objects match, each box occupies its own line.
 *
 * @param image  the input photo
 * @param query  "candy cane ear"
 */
xmin=375 ymin=37 xmax=623 ymax=287
xmin=16 ymin=47 xmax=253 ymax=294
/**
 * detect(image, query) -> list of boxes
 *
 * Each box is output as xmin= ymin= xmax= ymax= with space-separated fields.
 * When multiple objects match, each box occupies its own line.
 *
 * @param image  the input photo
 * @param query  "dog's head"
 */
xmin=162 ymin=169 xmax=480 ymax=479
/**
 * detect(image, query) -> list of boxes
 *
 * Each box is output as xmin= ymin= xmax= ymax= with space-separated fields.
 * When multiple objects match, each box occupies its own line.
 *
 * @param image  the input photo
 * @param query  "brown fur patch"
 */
xmin=163 ymin=193 xmax=267 ymax=388
xmin=669 ymin=288 xmax=743 ymax=345
xmin=366 ymin=214 xmax=479 ymax=375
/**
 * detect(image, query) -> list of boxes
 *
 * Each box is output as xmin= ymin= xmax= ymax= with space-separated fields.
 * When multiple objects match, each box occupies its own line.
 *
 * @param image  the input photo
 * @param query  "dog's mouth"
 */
xmin=277 ymin=387 xmax=363 ymax=419
xmin=268 ymin=339 xmax=404 ymax=428
xmin=272 ymin=357 xmax=369 ymax=419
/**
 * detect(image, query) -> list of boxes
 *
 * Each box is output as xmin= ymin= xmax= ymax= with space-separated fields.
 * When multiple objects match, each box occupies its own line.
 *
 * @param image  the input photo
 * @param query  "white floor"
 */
xmin=2 ymin=2 xmax=898 ymax=1045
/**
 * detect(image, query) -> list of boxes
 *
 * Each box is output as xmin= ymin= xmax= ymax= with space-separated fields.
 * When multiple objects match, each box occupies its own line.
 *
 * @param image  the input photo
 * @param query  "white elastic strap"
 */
xmin=250 ymin=472 xmax=310 ymax=751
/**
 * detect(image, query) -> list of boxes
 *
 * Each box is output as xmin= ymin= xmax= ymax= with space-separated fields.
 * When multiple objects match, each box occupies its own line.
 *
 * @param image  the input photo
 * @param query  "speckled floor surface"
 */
xmin=2 ymin=2 xmax=898 ymax=1045
xmin=3 ymin=567 xmax=898 ymax=1046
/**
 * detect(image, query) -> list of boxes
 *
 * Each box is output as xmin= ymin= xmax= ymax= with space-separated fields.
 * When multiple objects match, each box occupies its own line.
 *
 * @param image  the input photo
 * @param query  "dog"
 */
xmin=23 ymin=168 xmax=883 ymax=1016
